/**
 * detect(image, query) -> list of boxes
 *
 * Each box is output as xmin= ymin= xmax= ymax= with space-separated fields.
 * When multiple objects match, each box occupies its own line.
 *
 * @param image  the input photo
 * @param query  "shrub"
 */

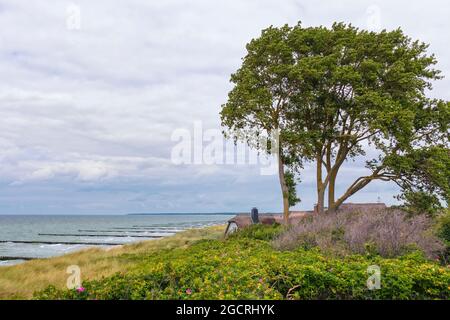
xmin=273 ymin=209 xmax=444 ymax=259
xmin=228 ymin=223 xmax=283 ymax=241
xmin=436 ymin=210 xmax=450 ymax=244
xmin=435 ymin=210 xmax=450 ymax=264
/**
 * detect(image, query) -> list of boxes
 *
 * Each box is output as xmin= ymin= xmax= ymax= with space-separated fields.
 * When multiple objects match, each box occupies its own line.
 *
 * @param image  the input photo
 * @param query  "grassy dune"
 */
xmin=0 ymin=225 xmax=226 ymax=299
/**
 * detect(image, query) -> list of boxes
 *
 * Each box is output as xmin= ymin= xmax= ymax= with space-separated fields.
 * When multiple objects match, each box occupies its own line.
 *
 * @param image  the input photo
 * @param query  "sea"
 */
xmin=0 ymin=214 xmax=234 ymax=266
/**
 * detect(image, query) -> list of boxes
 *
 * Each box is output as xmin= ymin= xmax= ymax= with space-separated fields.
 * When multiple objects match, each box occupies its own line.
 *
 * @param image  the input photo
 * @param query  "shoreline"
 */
xmin=0 ymin=215 xmax=231 ymax=267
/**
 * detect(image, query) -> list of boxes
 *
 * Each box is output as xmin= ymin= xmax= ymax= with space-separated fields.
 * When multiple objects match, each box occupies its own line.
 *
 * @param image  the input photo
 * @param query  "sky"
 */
xmin=0 ymin=0 xmax=449 ymax=214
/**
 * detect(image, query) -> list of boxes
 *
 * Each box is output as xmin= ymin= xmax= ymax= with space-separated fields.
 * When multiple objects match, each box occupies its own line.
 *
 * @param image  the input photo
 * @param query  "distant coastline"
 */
xmin=127 ymin=212 xmax=235 ymax=216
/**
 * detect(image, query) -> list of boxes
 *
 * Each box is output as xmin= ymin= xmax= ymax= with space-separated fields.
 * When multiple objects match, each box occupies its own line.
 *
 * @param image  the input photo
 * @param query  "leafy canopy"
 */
xmin=221 ymin=21 xmax=449 ymax=212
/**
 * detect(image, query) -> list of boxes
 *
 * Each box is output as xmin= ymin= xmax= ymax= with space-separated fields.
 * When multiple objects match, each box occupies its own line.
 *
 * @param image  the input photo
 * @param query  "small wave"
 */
xmin=0 ymin=260 xmax=24 ymax=266
xmin=39 ymin=244 xmax=63 ymax=248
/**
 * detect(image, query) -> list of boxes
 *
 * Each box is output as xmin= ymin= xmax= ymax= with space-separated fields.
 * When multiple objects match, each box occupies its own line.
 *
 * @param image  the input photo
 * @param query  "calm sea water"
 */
xmin=0 ymin=214 xmax=233 ymax=266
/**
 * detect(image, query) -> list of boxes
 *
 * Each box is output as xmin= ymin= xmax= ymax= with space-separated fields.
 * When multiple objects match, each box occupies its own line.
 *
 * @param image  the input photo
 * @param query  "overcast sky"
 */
xmin=0 ymin=0 xmax=449 ymax=214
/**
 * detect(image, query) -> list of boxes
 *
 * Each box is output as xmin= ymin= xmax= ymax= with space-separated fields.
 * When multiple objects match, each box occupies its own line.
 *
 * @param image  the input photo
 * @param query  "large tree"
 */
xmin=287 ymin=23 xmax=449 ymax=213
xmin=220 ymin=25 xmax=302 ymax=222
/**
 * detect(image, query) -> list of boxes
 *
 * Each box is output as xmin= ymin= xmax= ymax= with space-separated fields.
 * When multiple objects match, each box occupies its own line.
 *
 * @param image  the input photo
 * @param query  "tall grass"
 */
xmin=273 ymin=209 xmax=444 ymax=258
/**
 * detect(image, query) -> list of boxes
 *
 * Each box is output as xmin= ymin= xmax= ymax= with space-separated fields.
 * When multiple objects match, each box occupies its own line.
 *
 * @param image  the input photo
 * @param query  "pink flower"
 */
xmin=77 ymin=286 xmax=85 ymax=293
xmin=259 ymin=278 xmax=264 ymax=283
xmin=185 ymin=288 xmax=192 ymax=295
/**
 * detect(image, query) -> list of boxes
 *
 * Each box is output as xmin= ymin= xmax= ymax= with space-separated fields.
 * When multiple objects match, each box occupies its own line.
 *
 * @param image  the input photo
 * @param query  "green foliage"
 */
xmin=436 ymin=210 xmax=450 ymax=244
xmin=229 ymin=223 xmax=284 ymax=241
xmin=284 ymin=171 xmax=300 ymax=207
xmin=393 ymin=146 xmax=450 ymax=213
xmin=435 ymin=210 xmax=450 ymax=264
xmin=220 ymin=24 xmax=304 ymax=214
xmin=400 ymin=191 xmax=444 ymax=217
xmin=35 ymin=225 xmax=450 ymax=300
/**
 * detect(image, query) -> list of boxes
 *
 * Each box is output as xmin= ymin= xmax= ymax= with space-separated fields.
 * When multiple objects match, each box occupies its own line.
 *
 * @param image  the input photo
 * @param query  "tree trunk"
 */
xmin=278 ymin=153 xmax=290 ymax=224
xmin=316 ymin=155 xmax=325 ymax=214
xmin=327 ymin=169 xmax=337 ymax=212
xmin=326 ymin=143 xmax=348 ymax=213
xmin=317 ymin=186 xmax=325 ymax=214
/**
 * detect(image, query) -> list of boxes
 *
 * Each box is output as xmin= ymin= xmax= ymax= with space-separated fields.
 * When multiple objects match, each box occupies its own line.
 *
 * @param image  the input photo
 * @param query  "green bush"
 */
xmin=228 ymin=223 xmax=283 ymax=241
xmin=35 ymin=226 xmax=450 ymax=300
xmin=436 ymin=210 xmax=450 ymax=244
xmin=436 ymin=210 xmax=450 ymax=264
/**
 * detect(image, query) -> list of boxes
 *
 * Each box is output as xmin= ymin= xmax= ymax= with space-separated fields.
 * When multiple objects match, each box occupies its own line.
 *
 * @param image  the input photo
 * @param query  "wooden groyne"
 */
xmin=0 ymin=256 xmax=36 ymax=261
xmin=38 ymin=233 xmax=162 ymax=238
xmin=0 ymin=240 xmax=120 ymax=246
xmin=132 ymin=225 xmax=202 ymax=229
xmin=113 ymin=227 xmax=184 ymax=230
xmin=78 ymin=229 xmax=175 ymax=234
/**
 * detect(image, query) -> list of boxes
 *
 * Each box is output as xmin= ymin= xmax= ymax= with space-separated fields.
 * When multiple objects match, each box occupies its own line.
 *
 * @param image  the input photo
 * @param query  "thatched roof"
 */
xmin=338 ymin=202 xmax=386 ymax=211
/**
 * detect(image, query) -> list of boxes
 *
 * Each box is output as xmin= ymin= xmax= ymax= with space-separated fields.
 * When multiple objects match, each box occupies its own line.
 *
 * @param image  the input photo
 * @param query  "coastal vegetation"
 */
xmin=31 ymin=209 xmax=450 ymax=300
xmin=0 ymin=226 xmax=224 ymax=299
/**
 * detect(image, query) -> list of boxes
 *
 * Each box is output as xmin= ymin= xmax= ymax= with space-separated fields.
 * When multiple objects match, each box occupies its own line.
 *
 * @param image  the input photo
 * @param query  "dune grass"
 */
xmin=0 ymin=225 xmax=226 ymax=299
